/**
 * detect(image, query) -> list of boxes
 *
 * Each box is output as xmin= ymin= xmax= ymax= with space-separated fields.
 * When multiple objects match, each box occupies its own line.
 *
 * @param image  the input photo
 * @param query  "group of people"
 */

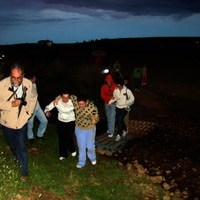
xmin=101 ymin=73 xmax=135 ymax=142
xmin=0 ymin=63 xmax=99 ymax=181
xmin=132 ymin=64 xmax=148 ymax=91
xmin=0 ymin=61 xmax=138 ymax=181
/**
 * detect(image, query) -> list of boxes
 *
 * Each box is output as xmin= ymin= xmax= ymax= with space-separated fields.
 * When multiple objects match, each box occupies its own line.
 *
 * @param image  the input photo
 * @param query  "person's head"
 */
xmin=124 ymin=76 xmax=129 ymax=86
xmin=10 ymin=63 xmax=24 ymax=87
xmin=116 ymin=79 xmax=124 ymax=90
xmin=29 ymin=75 xmax=37 ymax=83
xmin=105 ymin=74 xmax=114 ymax=86
xmin=61 ymin=91 xmax=70 ymax=103
xmin=77 ymin=94 xmax=87 ymax=108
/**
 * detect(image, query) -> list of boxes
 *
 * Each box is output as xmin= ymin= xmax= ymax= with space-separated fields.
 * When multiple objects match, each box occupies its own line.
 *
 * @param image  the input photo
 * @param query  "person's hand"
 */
xmin=45 ymin=111 xmax=51 ymax=117
xmin=12 ymin=99 xmax=22 ymax=107
xmin=53 ymin=96 xmax=60 ymax=106
xmin=91 ymin=118 xmax=96 ymax=125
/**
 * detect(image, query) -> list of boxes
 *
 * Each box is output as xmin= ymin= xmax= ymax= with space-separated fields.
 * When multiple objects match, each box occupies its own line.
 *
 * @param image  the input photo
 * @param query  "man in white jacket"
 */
xmin=109 ymin=79 xmax=135 ymax=141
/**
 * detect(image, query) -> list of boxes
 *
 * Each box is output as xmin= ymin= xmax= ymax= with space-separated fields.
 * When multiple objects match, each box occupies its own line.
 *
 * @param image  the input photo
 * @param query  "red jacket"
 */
xmin=101 ymin=74 xmax=116 ymax=104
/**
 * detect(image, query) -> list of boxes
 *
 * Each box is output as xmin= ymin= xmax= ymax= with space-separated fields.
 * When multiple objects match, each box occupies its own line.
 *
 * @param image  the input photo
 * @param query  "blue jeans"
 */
xmin=105 ymin=103 xmax=116 ymax=135
xmin=75 ymin=127 xmax=96 ymax=167
xmin=27 ymin=102 xmax=48 ymax=139
xmin=2 ymin=124 xmax=28 ymax=176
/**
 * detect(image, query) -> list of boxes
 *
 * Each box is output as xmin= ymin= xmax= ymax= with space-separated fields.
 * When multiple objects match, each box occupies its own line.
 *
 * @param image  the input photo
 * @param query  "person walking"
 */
xmin=133 ymin=66 xmax=142 ymax=91
xmin=0 ymin=63 xmax=37 ymax=181
xmin=141 ymin=64 xmax=148 ymax=86
xmin=72 ymin=94 xmax=99 ymax=168
xmin=55 ymin=94 xmax=99 ymax=168
xmin=109 ymin=79 xmax=135 ymax=142
xmin=27 ymin=75 xmax=48 ymax=142
xmin=101 ymin=74 xmax=116 ymax=138
xmin=44 ymin=91 xmax=76 ymax=160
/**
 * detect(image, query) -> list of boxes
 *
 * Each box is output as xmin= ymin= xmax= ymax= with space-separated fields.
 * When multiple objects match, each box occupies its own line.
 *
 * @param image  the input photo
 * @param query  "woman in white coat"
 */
xmin=109 ymin=79 xmax=135 ymax=141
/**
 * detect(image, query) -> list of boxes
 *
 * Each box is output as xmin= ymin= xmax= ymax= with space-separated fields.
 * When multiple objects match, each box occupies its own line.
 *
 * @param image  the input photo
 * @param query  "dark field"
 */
xmin=1 ymin=37 xmax=200 ymax=199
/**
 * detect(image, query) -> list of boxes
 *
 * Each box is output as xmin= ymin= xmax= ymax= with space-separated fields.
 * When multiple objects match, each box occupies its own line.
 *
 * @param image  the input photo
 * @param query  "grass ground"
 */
xmin=0 ymin=124 xmax=170 ymax=200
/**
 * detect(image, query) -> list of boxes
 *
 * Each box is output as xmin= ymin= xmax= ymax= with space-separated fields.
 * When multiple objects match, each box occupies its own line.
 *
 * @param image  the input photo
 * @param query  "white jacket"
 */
xmin=109 ymin=85 xmax=135 ymax=109
xmin=44 ymin=99 xmax=75 ymax=123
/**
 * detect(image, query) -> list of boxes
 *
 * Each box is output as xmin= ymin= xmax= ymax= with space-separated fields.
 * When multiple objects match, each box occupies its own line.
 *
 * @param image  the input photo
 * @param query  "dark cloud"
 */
xmin=0 ymin=0 xmax=199 ymax=27
xmin=45 ymin=0 xmax=200 ymax=17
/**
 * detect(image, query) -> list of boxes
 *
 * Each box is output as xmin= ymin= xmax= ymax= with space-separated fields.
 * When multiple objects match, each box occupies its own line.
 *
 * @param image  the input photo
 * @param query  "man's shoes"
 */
xmin=108 ymin=134 xmax=113 ymax=138
xmin=115 ymin=134 xmax=121 ymax=142
xmin=122 ymin=130 xmax=128 ymax=137
xmin=21 ymin=175 xmax=27 ymax=182
xmin=59 ymin=157 xmax=66 ymax=161
xmin=91 ymin=160 xmax=97 ymax=165
xmin=71 ymin=151 xmax=77 ymax=157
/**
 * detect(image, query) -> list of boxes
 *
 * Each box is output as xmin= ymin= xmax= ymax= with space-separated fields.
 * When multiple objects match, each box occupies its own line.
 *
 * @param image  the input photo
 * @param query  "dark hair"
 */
xmin=77 ymin=94 xmax=87 ymax=102
xmin=10 ymin=63 xmax=24 ymax=74
xmin=26 ymin=72 xmax=36 ymax=79
xmin=115 ymin=78 xmax=124 ymax=86
xmin=60 ymin=90 xmax=70 ymax=96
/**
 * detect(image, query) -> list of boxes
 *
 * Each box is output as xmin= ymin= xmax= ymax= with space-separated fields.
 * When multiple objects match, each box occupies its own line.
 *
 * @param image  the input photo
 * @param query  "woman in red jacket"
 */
xmin=100 ymin=74 xmax=116 ymax=138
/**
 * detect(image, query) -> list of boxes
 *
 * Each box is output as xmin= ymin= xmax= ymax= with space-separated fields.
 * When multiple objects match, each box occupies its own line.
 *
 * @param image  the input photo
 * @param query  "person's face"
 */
xmin=124 ymin=80 xmax=128 ymax=85
xmin=106 ymin=80 xmax=111 ymax=86
xmin=78 ymin=100 xmax=86 ymax=108
xmin=10 ymin=68 xmax=23 ymax=87
xmin=117 ymin=84 xmax=123 ymax=90
xmin=62 ymin=94 xmax=69 ymax=103
xmin=31 ymin=76 xmax=37 ymax=83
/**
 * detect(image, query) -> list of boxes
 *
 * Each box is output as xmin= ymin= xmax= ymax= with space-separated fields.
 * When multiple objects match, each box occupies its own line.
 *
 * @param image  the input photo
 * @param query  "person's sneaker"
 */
xmin=108 ymin=134 xmax=113 ymax=138
xmin=71 ymin=151 xmax=77 ymax=157
xmin=91 ymin=160 xmax=97 ymax=165
xmin=76 ymin=164 xmax=83 ymax=168
xmin=59 ymin=157 xmax=66 ymax=161
xmin=115 ymin=134 xmax=121 ymax=142
xmin=122 ymin=130 xmax=128 ymax=137
xmin=36 ymin=136 xmax=45 ymax=140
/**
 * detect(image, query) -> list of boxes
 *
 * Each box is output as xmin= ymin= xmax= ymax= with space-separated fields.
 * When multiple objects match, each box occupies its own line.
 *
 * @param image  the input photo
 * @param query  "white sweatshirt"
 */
xmin=44 ymin=99 xmax=75 ymax=123
xmin=109 ymin=85 xmax=135 ymax=109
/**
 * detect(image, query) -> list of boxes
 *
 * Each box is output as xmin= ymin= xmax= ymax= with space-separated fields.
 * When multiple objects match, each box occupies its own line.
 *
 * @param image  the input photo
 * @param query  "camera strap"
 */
xmin=7 ymin=86 xmax=18 ymax=101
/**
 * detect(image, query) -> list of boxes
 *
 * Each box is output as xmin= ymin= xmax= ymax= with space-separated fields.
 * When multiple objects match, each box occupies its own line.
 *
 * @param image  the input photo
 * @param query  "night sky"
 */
xmin=0 ymin=0 xmax=200 ymax=45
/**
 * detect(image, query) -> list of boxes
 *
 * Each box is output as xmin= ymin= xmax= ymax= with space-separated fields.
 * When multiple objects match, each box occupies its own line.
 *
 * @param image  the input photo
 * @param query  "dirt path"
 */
xmin=114 ymin=79 xmax=200 ymax=199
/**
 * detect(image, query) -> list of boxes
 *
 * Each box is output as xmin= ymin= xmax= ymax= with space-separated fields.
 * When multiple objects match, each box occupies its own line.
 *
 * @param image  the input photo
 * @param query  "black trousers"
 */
xmin=56 ymin=120 xmax=76 ymax=157
xmin=115 ymin=107 xmax=128 ymax=136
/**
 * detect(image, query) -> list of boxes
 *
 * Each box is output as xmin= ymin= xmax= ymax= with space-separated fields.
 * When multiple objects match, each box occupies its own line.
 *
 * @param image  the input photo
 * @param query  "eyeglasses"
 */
xmin=11 ymin=76 xmax=23 ymax=81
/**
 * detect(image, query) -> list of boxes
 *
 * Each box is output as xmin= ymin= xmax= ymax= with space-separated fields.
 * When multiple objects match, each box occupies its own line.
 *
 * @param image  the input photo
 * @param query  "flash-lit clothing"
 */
xmin=44 ymin=97 xmax=76 ymax=158
xmin=75 ymin=127 xmax=96 ymax=167
xmin=0 ymin=77 xmax=37 ymax=129
xmin=101 ymin=74 xmax=116 ymax=135
xmin=0 ymin=75 xmax=37 ymax=176
xmin=109 ymin=85 xmax=135 ymax=109
xmin=44 ymin=99 xmax=75 ymax=122
xmin=70 ymin=95 xmax=99 ymax=129
xmin=109 ymin=85 xmax=135 ymax=137
xmin=70 ymin=95 xmax=99 ymax=167
xmin=27 ymin=83 xmax=47 ymax=139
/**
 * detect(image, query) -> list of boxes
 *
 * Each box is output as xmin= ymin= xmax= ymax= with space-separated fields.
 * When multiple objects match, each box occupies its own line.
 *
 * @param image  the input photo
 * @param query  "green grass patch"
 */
xmin=0 ymin=124 xmax=167 ymax=199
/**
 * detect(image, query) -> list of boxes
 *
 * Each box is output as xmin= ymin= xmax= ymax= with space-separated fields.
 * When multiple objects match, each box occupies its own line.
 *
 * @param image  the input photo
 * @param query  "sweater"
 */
xmin=44 ymin=99 xmax=75 ymax=123
xmin=70 ymin=95 xmax=99 ymax=130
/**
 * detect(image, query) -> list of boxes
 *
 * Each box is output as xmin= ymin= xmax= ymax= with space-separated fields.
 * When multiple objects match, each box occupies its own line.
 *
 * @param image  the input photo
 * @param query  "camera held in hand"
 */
xmin=16 ymin=98 xmax=27 ymax=106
